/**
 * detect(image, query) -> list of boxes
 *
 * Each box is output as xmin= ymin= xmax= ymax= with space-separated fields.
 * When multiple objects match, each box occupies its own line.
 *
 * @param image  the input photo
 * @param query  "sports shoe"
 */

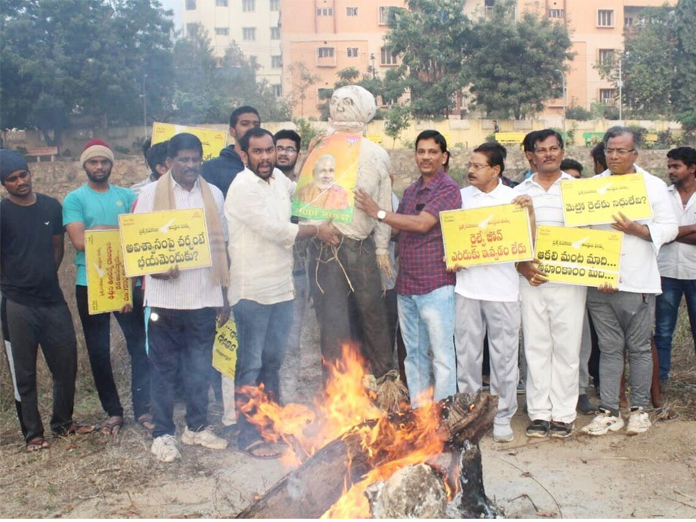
xmin=626 ymin=406 xmax=651 ymax=435
xmin=493 ymin=423 xmax=514 ymax=443
xmin=581 ymin=408 xmax=624 ymax=436
xmin=549 ymin=421 xmax=574 ymax=438
xmin=577 ymin=394 xmax=596 ymax=415
xmin=151 ymin=434 xmax=181 ymax=462
xmin=525 ymin=420 xmax=550 ymax=438
xmin=181 ymin=426 xmax=228 ymax=450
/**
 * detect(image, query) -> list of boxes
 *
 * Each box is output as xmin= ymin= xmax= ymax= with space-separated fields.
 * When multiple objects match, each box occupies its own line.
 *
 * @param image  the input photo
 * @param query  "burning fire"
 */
xmin=237 ymin=345 xmax=450 ymax=518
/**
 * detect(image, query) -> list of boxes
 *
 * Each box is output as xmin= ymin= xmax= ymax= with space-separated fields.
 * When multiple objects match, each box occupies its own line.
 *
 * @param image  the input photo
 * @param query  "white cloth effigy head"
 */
xmin=329 ymin=85 xmax=377 ymax=134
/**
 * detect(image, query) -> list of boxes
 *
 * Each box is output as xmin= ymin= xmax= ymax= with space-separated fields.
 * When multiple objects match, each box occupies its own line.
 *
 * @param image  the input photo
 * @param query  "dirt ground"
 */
xmin=1 ymin=300 xmax=696 ymax=518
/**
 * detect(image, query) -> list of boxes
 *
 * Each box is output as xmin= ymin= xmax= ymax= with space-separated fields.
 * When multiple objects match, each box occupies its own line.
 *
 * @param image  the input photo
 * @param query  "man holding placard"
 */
xmin=452 ymin=142 xmax=534 ymax=443
xmin=134 ymin=133 xmax=231 ymax=462
xmin=64 ymin=139 xmax=150 ymax=436
xmin=583 ymin=127 xmax=678 ymax=436
xmin=514 ymin=129 xmax=587 ymax=439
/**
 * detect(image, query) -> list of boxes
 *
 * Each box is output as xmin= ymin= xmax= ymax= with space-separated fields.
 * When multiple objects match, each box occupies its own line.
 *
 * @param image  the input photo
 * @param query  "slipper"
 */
xmin=137 ymin=414 xmax=155 ymax=431
xmin=240 ymin=440 xmax=285 ymax=460
xmin=26 ymin=437 xmax=49 ymax=452
xmin=657 ymin=407 xmax=680 ymax=421
xmin=53 ymin=422 xmax=96 ymax=437
xmin=100 ymin=416 xmax=124 ymax=436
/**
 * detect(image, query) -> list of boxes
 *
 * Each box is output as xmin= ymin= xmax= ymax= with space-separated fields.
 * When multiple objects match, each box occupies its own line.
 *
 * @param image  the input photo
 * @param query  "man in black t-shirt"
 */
xmin=0 ymin=150 xmax=81 ymax=451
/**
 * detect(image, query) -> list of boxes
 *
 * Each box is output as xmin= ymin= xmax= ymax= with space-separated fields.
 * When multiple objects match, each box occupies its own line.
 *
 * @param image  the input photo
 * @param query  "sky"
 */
xmin=159 ymin=0 xmax=182 ymax=30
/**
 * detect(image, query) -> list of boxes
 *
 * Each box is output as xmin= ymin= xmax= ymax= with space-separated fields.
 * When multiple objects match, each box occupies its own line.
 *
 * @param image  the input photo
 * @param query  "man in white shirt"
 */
xmin=654 ymin=147 xmax=696 ymax=384
xmin=583 ymin=127 xmax=678 ymax=436
xmin=225 ymin=127 xmax=339 ymax=459
xmin=514 ymin=129 xmax=587 ymax=439
xmin=454 ymin=142 xmax=533 ymax=443
xmin=135 ymin=133 xmax=231 ymax=462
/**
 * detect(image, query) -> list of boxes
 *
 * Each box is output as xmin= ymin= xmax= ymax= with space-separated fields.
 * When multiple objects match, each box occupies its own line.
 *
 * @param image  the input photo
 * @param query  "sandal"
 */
xmin=137 ymin=414 xmax=155 ymax=431
xmin=53 ymin=422 xmax=96 ymax=437
xmin=100 ymin=416 xmax=124 ymax=436
xmin=26 ymin=437 xmax=49 ymax=452
xmin=240 ymin=440 xmax=285 ymax=460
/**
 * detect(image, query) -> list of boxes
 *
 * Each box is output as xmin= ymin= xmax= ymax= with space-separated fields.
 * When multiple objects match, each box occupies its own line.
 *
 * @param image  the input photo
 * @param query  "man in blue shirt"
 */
xmin=63 ymin=139 xmax=151 ymax=435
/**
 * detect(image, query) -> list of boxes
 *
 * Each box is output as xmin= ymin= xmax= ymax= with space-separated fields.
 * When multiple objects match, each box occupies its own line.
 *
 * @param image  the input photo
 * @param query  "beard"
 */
xmin=86 ymin=167 xmax=112 ymax=183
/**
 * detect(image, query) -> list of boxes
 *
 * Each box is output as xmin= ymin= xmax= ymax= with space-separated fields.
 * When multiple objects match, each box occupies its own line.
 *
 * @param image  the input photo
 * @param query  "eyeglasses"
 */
xmin=605 ymin=148 xmax=636 ymax=156
xmin=276 ymin=146 xmax=297 ymax=155
xmin=466 ymin=162 xmax=489 ymax=171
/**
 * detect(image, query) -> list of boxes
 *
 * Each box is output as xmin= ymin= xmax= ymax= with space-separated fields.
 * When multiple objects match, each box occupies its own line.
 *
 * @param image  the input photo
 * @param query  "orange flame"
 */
xmin=238 ymin=344 xmax=449 ymax=518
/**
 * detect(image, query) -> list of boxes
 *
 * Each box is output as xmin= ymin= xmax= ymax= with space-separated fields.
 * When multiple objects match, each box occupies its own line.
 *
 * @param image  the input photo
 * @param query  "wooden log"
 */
xmin=235 ymin=392 xmax=496 ymax=519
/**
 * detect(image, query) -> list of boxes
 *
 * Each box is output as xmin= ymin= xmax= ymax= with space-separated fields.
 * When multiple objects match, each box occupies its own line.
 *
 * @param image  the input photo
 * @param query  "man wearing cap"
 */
xmin=63 ymin=139 xmax=151 ymax=435
xmin=1 ymin=150 xmax=80 ymax=451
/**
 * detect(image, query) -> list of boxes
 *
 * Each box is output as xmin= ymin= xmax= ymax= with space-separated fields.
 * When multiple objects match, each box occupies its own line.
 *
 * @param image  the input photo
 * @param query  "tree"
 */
xmin=673 ymin=0 xmax=696 ymax=130
xmin=383 ymin=0 xmax=473 ymax=119
xmin=465 ymin=2 xmax=574 ymax=119
xmin=595 ymin=6 xmax=675 ymax=119
xmin=384 ymin=105 xmax=411 ymax=148
xmin=288 ymin=62 xmax=320 ymax=118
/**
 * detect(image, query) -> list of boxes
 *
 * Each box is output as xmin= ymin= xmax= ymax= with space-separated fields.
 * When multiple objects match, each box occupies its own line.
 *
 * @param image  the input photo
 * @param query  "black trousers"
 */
xmin=148 ymin=307 xmax=216 ymax=438
xmin=2 ymin=297 xmax=77 ymax=441
xmin=308 ymin=236 xmax=395 ymax=381
xmin=75 ymin=284 xmax=150 ymax=419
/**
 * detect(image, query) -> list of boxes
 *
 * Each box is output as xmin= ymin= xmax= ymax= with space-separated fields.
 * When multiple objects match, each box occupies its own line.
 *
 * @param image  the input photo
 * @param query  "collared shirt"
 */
xmin=131 ymin=173 xmax=157 ymax=196
xmin=455 ymin=181 xmax=520 ymax=302
xmin=395 ymin=170 xmax=462 ymax=296
xmin=658 ymin=186 xmax=696 ymax=279
xmin=514 ymin=171 xmax=574 ymax=290
xmin=591 ymin=165 xmax=678 ymax=294
xmin=225 ymin=168 xmax=299 ymax=307
xmin=134 ymin=176 xmax=227 ymax=310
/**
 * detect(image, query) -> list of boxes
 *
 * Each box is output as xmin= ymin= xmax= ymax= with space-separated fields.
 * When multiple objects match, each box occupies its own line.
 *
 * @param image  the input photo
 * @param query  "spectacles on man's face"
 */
xmin=466 ymin=162 xmax=489 ymax=171
xmin=605 ymin=148 xmax=636 ymax=156
xmin=276 ymin=146 xmax=297 ymax=155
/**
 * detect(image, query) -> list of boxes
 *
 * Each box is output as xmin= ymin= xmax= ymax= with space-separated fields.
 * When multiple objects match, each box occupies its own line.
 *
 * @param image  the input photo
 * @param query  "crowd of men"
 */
xmin=2 ymin=88 xmax=695 ymax=460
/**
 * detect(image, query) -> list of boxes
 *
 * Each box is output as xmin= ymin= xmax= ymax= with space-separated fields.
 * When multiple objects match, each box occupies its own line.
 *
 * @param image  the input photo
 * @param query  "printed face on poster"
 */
xmin=85 ymin=230 xmax=132 ymax=314
xmin=118 ymin=208 xmax=212 ymax=277
xmin=292 ymin=133 xmax=362 ymax=223
xmin=151 ymin=122 xmax=228 ymax=162
xmin=440 ymin=203 xmax=534 ymax=269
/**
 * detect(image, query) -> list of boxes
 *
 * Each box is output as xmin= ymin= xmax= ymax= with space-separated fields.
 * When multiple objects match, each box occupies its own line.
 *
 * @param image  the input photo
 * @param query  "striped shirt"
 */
xmin=513 ymin=172 xmax=574 ymax=227
xmin=134 ymin=176 xmax=228 ymax=310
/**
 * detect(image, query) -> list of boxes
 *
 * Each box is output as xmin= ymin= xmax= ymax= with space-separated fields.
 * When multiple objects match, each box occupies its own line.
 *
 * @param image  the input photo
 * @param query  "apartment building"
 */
xmin=182 ymin=0 xmax=283 ymax=94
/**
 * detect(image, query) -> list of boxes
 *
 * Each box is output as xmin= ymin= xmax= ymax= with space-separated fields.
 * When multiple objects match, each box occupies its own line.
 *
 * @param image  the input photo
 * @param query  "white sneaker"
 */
xmin=181 ymin=426 xmax=228 ymax=450
xmin=493 ymin=423 xmax=514 ymax=443
xmin=151 ymin=434 xmax=181 ymax=463
xmin=581 ymin=408 xmax=624 ymax=436
xmin=626 ymin=407 xmax=651 ymax=435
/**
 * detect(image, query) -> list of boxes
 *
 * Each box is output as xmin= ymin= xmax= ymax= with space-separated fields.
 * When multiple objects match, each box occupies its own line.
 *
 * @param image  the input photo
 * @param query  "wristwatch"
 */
xmin=377 ymin=210 xmax=387 ymax=222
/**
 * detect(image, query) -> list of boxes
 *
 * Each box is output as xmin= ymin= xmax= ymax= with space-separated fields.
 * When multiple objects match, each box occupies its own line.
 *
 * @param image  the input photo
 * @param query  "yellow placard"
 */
xmin=535 ymin=225 xmax=623 ymax=287
xmin=151 ymin=122 xmax=228 ymax=162
xmin=440 ymin=203 xmax=534 ymax=269
xmin=212 ymin=319 xmax=238 ymax=380
xmin=292 ymin=133 xmax=361 ymax=223
xmin=561 ymin=174 xmax=652 ymax=227
xmin=118 ymin=209 xmax=212 ymax=277
xmin=85 ymin=230 xmax=132 ymax=315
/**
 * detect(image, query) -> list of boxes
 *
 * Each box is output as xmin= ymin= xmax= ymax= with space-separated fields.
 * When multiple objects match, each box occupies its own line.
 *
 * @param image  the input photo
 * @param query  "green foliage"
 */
xmin=676 ymin=109 xmax=696 ymax=133
xmin=566 ymin=106 xmax=593 ymax=121
xmin=466 ymin=2 xmax=574 ymax=119
xmin=293 ymin=119 xmax=322 ymax=150
xmin=673 ymin=0 xmax=696 ymax=129
xmin=590 ymin=102 xmax=621 ymax=121
xmin=113 ymin=145 xmax=130 ymax=154
xmin=288 ymin=62 xmax=321 ymax=118
xmin=384 ymin=105 xmax=411 ymax=148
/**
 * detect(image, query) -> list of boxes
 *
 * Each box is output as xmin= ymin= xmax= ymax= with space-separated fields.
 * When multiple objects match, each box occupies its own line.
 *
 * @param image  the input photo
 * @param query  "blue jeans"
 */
xmin=397 ymin=285 xmax=456 ymax=406
xmin=655 ymin=277 xmax=696 ymax=382
xmin=233 ymin=299 xmax=293 ymax=449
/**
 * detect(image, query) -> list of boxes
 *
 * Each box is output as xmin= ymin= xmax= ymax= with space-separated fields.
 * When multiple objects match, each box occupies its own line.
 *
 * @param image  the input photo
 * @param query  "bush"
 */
xmin=566 ymin=105 xmax=592 ymax=121
xmin=113 ymin=145 xmax=130 ymax=154
xmin=293 ymin=118 xmax=322 ymax=150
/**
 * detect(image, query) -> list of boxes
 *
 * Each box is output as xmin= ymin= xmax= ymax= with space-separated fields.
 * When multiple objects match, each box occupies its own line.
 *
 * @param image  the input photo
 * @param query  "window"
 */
xmin=185 ymin=0 xmax=196 ymax=9
xmin=270 ymin=0 xmax=280 ymax=11
xmin=625 ymin=16 xmax=634 ymax=27
xmin=215 ymin=0 xmax=228 ymax=6
xmin=347 ymin=7 xmax=358 ymax=16
xmin=318 ymin=88 xmax=333 ymax=99
xmin=273 ymin=84 xmax=282 ymax=97
xmin=378 ymin=6 xmax=390 ymax=25
xmin=548 ymin=9 xmax=563 ymax=19
xmin=243 ymin=0 xmax=255 ymax=12
xmin=317 ymin=7 xmax=333 ymax=16
xmin=380 ymin=47 xmax=397 ymax=65
xmin=484 ymin=0 xmax=494 ymax=17
xmin=597 ymin=9 xmax=614 ymax=27
xmin=215 ymin=27 xmax=229 ymax=35
xmin=347 ymin=47 xmax=359 ymax=58
xmin=271 ymin=55 xmax=282 ymax=68
xmin=598 ymin=49 xmax=614 ymax=65
xmin=317 ymin=47 xmax=335 ymax=58
xmin=600 ymin=88 xmax=616 ymax=105
xmin=243 ymin=27 xmax=256 ymax=40
xmin=270 ymin=27 xmax=280 ymax=39
xmin=317 ymin=47 xmax=336 ymax=66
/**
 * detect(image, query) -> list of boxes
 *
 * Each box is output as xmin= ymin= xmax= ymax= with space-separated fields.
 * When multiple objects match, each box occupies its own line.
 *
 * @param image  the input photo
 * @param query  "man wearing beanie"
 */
xmin=63 ymin=139 xmax=151 ymax=435
xmin=0 ymin=150 xmax=81 ymax=451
